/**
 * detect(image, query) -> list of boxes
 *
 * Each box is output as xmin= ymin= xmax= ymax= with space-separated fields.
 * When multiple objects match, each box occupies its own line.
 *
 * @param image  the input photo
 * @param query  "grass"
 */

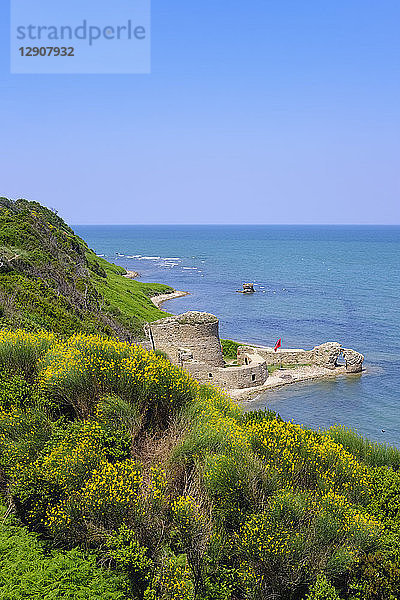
xmin=325 ymin=424 xmax=400 ymax=469
xmin=92 ymin=255 xmax=172 ymax=328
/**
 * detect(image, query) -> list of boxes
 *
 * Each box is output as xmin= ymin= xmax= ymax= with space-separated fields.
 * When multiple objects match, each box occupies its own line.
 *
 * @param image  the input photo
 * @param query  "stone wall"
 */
xmin=238 ymin=345 xmax=314 ymax=366
xmin=148 ymin=311 xmax=225 ymax=367
xmin=313 ymin=342 xmax=341 ymax=370
xmin=238 ymin=342 xmax=364 ymax=373
xmin=184 ymin=358 xmax=268 ymax=390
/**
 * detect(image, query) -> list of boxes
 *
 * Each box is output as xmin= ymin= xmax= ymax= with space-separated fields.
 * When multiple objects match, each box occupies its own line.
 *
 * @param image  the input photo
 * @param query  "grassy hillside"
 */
xmin=0 ymin=198 xmax=171 ymax=339
xmin=1 ymin=330 xmax=400 ymax=600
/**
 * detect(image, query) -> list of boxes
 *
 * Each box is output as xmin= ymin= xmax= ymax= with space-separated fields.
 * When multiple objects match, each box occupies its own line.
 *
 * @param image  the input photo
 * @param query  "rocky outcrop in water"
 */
xmin=313 ymin=342 xmax=342 ymax=369
xmin=342 ymin=348 xmax=364 ymax=373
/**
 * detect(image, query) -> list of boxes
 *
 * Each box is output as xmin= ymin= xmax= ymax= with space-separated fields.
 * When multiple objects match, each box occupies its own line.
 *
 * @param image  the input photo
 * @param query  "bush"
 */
xmin=220 ymin=339 xmax=240 ymax=360
xmin=0 ymin=368 xmax=32 ymax=409
xmin=305 ymin=574 xmax=343 ymax=600
xmin=107 ymin=525 xmax=153 ymax=595
xmin=0 ymin=329 xmax=55 ymax=380
xmin=0 ymin=509 xmax=129 ymax=599
xmin=348 ymin=551 xmax=400 ymax=600
xmin=145 ymin=553 xmax=195 ymax=600
xmin=38 ymin=333 xmax=198 ymax=422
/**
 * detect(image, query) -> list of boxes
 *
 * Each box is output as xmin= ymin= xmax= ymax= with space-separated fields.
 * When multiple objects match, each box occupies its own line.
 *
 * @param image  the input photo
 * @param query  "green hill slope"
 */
xmin=0 ymin=198 xmax=171 ymax=339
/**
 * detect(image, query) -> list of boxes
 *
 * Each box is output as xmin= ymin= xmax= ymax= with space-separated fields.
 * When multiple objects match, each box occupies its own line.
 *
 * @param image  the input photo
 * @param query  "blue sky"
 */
xmin=1 ymin=1 xmax=399 ymax=224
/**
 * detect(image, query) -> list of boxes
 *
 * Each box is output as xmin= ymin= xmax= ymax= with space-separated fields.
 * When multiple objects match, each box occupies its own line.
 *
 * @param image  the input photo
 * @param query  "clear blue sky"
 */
xmin=1 ymin=1 xmax=399 ymax=224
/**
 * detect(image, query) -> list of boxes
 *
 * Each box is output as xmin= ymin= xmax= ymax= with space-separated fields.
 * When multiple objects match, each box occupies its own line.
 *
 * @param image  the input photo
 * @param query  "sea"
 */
xmin=74 ymin=225 xmax=400 ymax=447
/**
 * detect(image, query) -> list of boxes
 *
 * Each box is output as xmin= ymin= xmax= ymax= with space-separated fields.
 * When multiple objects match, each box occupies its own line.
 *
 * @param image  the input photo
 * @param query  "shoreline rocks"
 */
xmin=342 ymin=348 xmax=364 ymax=373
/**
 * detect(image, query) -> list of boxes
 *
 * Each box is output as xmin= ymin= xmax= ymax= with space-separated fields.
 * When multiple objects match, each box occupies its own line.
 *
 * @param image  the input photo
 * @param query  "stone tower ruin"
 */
xmin=147 ymin=311 xmax=225 ymax=367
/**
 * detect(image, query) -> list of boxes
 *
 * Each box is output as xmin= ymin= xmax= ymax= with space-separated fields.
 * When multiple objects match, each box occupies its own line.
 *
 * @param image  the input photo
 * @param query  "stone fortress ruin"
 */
xmin=145 ymin=311 xmax=364 ymax=392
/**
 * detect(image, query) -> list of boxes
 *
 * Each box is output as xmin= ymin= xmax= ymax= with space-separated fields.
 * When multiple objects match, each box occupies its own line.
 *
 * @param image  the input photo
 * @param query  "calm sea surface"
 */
xmin=75 ymin=225 xmax=400 ymax=446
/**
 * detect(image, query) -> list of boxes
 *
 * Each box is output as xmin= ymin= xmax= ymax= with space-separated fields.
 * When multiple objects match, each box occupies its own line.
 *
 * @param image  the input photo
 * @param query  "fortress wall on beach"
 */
xmin=147 ymin=311 xmax=364 ymax=392
xmin=238 ymin=345 xmax=314 ymax=366
xmin=238 ymin=342 xmax=364 ymax=373
xmin=185 ymin=359 xmax=269 ymax=390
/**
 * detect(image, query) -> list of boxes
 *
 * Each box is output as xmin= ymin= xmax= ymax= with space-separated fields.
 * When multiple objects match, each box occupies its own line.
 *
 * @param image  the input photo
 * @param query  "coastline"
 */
xmin=147 ymin=287 xmax=364 ymax=399
xmin=230 ymin=365 xmax=354 ymax=403
xmin=124 ymin=270 xmax=140 ymax=279
xmin=151 ymin=290 xmax=189 ymax=310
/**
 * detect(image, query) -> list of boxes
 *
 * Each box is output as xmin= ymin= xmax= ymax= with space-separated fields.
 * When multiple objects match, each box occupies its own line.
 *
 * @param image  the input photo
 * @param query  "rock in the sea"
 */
xmin=313 ymin=342 xmax=342 ymax=369
xmin=342 ymin=348 xmax=364 ymax=373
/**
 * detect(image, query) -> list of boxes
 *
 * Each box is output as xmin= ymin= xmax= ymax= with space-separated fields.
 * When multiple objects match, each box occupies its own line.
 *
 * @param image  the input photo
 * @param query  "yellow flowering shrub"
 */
xmin=248 ymin=419 xmax=371 ymax=503
xmin=0 ymin=329 xmax=394 ymax=599
xmin=317 ymin=490 xmax=383 ymax=547
xmin=171 ymin=496 xmax=205 ymax=538
xmin=45 ymin=459 xmax=143 ymax=533
xmin=145 ymin=555 xmax=195 ymax=600
xmin=0 ymin=405 xmax=51 ymax=480
xmin=147 ymin=465 xmax=168 ymax=506
xmin=40 ymin=420 xmax=106 ymax=493
xmin=79 ymin=459 xmax=143 ymax=517
xmin=37 ymin=333 xmax=198 ymax=418
xmin=0 ymin=329 xmax=55 ymax=378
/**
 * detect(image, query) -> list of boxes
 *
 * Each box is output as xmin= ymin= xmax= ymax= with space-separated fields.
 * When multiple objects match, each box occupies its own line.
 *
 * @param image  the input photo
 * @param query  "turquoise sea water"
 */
xmin=75 ymin=225 xmax=400 ymax=446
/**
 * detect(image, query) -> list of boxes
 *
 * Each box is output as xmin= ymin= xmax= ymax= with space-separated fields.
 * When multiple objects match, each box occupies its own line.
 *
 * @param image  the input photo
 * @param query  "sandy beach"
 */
xmin=151 ymin=290 xmax=189 ymax=310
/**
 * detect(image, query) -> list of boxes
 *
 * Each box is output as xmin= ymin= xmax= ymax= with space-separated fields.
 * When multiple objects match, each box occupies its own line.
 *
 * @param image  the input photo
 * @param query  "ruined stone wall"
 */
xmin=313 ymin=342 xmax=341 ymax=370
xmin=238 ymin=342 xmax=364 ymax=373
xmin=148 ymin=312 xmax=224 ymax=367
xmin=238 ymin=346 xmax=314 ymax=366
xmin=184 ymin=360 xmax=268 ymax=390
xmin=147 ymin=311 xmax=364 ymax=391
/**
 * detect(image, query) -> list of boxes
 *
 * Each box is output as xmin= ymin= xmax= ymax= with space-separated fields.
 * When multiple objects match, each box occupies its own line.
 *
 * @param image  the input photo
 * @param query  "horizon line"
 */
xmin=71 ymin=222 xmax=400 ymax=227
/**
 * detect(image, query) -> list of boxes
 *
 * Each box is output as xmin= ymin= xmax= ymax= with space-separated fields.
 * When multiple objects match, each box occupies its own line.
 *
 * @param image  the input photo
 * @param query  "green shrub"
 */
xmin=107 ymin=525 xmax=153 ymax=595
xmin=220 ymin=339 xmax=240 ymax=360
xmin=367 ymin=466 xmax=400 ymax=534
xmin=305 ymin=574 xmax=343 ymax=600
xmin=241 ymin=407 xmax=281 ymax=425
xmin=0 ymin=510 xmax=129 ymax=599
xmin=348 ymin=551 xmax=400 ymax=600
xmin=0 ymin=368 xmax=32 ymax=409
xmin=0 ymin=329 xmax=55 ymax=380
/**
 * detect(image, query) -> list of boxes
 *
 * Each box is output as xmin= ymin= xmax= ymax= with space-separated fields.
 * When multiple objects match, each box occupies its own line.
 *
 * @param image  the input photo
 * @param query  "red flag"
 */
xmin=274 ymin=338 xmax=282 ymax=352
